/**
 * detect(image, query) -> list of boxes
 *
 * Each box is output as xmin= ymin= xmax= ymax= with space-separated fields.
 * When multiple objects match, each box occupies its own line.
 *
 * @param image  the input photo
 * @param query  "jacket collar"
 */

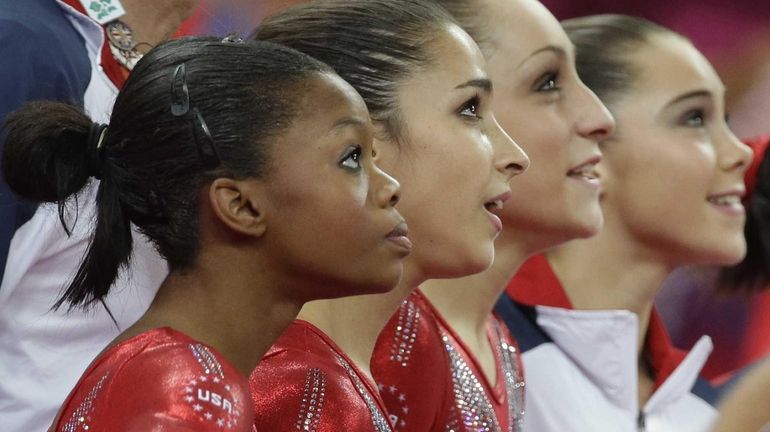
xmin=507 ymin=254 xmax=712 ymax=411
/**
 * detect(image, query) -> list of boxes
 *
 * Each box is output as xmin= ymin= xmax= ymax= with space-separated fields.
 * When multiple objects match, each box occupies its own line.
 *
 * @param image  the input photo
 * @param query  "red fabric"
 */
xmin=51 ymin=327 xmax=254 ymax=431
xmin=743 ymin=135 xmax=770 ymax=200
xmin=371 ymin=291 xmax=454 ymax=432
xmin=59 ymin=0 xmax=128 ymax=89
xmin=250 ymin=320 xmax=394 ymax=432
xmin=505 ymin=254 xmax=572 ymax=309
xmin=507 ymin=254 xmax=691 ymax=389
xmin=372 ymin=290 xmax=524 ymax=432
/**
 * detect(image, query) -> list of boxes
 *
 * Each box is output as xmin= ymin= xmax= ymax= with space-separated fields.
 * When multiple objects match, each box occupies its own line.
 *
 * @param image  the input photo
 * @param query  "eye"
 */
xmin=458 ymin=95 xmax=482 ymax=120
xmin=340 ymin=146 xmax=363 ymax=170
xmin=682 ymin=109 xmax=706 ymax=127
xmin=535 ymin=71 xmax=560 ymax=92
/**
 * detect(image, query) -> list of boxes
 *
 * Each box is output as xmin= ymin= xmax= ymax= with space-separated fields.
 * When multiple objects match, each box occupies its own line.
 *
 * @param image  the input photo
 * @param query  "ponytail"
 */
xmin=3 ymin=101 xmax=134 ymax=309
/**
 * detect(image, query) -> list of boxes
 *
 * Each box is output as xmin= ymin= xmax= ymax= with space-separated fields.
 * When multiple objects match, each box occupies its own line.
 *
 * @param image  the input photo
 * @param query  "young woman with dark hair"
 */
xmin=250 ymin=1 xmax=529 ymax=430
xmin=3 ymin=36 xmax=410 ymax=431
xmin=500 ymin=15 xmax=752 ymax=431
xmin=707 ymin=136 xmax=770 ymax=432
xmin=370 ymin=0 xmax=614 ymax=430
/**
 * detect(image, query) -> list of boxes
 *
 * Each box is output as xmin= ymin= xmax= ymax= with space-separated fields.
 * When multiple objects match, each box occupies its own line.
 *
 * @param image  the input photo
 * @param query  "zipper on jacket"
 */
xmin=637 ymin=411 xmax=646 ymax=432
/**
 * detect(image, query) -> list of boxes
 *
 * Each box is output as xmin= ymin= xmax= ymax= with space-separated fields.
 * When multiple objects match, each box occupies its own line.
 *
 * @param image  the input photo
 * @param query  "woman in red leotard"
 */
xmin=3 ymin=36 xmax=409 ymax=431
xmin=250 ymin=1 xmax=528 ymax=430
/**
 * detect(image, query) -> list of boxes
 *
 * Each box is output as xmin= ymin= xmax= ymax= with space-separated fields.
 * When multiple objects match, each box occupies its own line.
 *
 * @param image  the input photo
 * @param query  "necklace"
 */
xmin=105 ymin=19 xmax=143 ymax=70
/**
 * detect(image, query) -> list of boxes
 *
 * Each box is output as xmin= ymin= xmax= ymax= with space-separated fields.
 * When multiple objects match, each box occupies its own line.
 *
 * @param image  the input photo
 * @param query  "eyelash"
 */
xmin=682 ymin=109 xmax=706 ymax=127
xmin=340 ymin=146 xmax=363 ymax=170
xmin=535 ymin=71 xmax=561 ymax=92
xmin=458 ymin=95 xmax=482 ymax=120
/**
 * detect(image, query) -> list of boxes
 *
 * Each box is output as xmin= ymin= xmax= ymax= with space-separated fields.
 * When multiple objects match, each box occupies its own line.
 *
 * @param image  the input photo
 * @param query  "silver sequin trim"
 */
xmin=295 ymin=367 xmax=327 ymax=431
xmin=443 ymin=324 xmax=525 ymax=432
xmin=189 ymin=343 xmax=225 ymax=378
xmin=493 ymin=321 xmax=525 ymax=432
xmin=389 ymin=299 xmax=420 ymax=367
xmin=62 ymin=372 xmax=110 ymax=432
xmin=443 ymin=333 xmax=501 ymax=432
xmin=336 ymin=355 xmax=393 ymax=432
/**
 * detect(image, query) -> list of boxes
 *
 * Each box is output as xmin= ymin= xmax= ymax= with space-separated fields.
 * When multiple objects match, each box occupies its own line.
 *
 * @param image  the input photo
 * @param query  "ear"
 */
xmin=207 ymin=178 xmax=267 ymax=237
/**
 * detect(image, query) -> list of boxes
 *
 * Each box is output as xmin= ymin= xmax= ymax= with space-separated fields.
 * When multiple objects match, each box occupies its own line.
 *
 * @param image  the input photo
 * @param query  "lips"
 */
xmin=567 ymin=155 xmax=602 ymax=181
xmin=387 ymin=221 xmax=412 ymax=253
xmin=484 ymin=190 xmax=513 ymax=212
xmin=706 ymin=187 xmax=746 ymax=217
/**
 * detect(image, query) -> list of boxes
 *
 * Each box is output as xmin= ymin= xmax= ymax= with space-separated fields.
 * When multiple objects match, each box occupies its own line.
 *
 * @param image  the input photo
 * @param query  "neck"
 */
xmin=545 ymin=221 xmax=672 ymax=354
xmin=129 ymin=250 xmax=302 ymax=377
xmin=117 ymin=0 xmax=197 ymax=52
xmin=420 ymin=229 xmax=531 ymax=339
xmin=297 ymin=264 xmax=425 ymax=381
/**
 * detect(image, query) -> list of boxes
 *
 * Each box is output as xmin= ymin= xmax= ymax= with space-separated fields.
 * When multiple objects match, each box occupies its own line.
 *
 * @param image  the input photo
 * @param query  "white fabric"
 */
xmin=522 ymin=305 xmax=717 ymax=432
xmin=0 ymin=3 xmax=166 ymax=431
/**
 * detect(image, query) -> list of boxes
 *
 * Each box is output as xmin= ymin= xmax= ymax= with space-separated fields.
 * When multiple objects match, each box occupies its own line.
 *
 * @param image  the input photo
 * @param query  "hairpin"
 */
xmin=170 ymin=63 xmax=190 ymax=116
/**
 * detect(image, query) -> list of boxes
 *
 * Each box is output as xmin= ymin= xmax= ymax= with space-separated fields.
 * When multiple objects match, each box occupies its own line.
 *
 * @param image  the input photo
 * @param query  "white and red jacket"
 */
xmin=496 ymin=254 xmax=722 ymax=432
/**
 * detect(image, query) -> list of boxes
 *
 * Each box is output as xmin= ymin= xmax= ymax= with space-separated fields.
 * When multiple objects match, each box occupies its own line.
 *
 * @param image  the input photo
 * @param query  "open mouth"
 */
xmin=484 ymin=198 xmax=504 ymax=211
xmin=707 ymin=195 xmax=741 ymax=206
xmin=567 ymin=165 xmax=599 ymax=181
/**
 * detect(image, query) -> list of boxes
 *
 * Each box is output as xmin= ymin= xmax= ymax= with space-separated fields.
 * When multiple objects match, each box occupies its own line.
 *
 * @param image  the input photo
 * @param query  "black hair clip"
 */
xmin=170 ymin=63 xmax=190 ymax=116
xmin=169 ymin=62 xmax=221 ymax=169
xmin=192 ymin=107 xmax=220 ymax=169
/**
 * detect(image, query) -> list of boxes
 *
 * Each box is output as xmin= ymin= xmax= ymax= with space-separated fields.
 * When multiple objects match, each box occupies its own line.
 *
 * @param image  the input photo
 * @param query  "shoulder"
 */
xmin=57 ymin=332 xmax=253 ymax=432
xmin=251 ymin=323 xmax=377 ymax=431
xmin=374 ymin=291 xmax=448 ymax=370
xmin=372 ymin=293 xmax=453 ymax=432
xmin=0 ymin=3 xmax=90 ymax=103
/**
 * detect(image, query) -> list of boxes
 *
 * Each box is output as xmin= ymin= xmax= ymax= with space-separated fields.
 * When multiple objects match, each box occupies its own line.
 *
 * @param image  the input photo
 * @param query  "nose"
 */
xmin=371 ymin=162 xmax=400 ymax=208
xmin=490 ymin=115 xmax=529 ymax=181
xmin=575 ymin=83 xmax=616 ymax=142
xmin=719 ymin=128 xmax=753 ymax=174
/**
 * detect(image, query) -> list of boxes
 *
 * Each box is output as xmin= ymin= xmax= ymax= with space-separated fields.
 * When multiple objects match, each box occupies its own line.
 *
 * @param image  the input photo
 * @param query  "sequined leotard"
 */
xmin=250 ymin=320 xmax=394 ymax=432
xmin=51 ymin=327 xmax=254 ymax=431
xmin=372 ymin=290 xmax=525 ymax=432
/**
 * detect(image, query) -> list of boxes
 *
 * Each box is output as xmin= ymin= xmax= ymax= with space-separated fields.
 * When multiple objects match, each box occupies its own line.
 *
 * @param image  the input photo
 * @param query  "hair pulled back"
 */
xmin=562 ymin=14 xmax=674 ymax=109
xmin=2 ymin=37 xmax=331 ymax=309
xmin=252 ymin=0 xmax=455 ymax=143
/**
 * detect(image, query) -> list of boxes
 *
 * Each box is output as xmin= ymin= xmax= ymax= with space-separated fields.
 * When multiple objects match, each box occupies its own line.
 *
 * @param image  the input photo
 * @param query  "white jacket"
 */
xmin=495 ymin=255 xmax=721 ymax=432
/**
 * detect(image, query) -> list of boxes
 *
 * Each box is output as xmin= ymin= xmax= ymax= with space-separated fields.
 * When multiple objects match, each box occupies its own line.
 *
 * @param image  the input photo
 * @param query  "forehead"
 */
xmin=485 ymin=0 xmax=572 ymax=59
xmin=425 ymin=23 xmax=487 ymax=78
xmin=630 ymin=35 xmax=724 ymax=103
xmin=272 ymin=72 xmax=370 ymax=151
xmin=294 ymin=72 xmax=370 ymax=124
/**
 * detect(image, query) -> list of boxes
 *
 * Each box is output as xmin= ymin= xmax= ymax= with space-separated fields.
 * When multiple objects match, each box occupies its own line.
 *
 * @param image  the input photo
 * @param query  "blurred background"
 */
xmin=181 ymin=0 xmax=770 ymax=379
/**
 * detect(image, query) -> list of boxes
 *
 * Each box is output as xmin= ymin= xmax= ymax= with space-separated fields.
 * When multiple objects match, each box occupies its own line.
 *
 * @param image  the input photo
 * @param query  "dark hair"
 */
xmin=719 ymin=140 xmax=770 ymax=293
xmin=562 ymin=14 xmax=674 ymax=109
xmin=252 ymin=0 xmax=455 ymax=143
xmin=2 ymin=36 xmax=331 ymax=309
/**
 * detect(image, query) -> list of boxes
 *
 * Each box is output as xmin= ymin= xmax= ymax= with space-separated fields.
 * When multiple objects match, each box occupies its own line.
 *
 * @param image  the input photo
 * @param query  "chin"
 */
xmin=683 ymin=241 xmax=747 ymax=267
xmin=428 ymin=245 xmax=494 ymax=280
xmin=712 ymin=243 xmax=748 ymax=266
xmin=567 ymin=213 xmax=604 ymax=240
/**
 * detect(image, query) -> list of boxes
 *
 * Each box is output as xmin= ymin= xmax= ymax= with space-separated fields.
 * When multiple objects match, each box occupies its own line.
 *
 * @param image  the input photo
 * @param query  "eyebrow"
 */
xmin=517 ymin=45 xmax=567 ymax=68
xmin=455 ymin=78 xmax=493 ymax=93
xmin=665 ymin=89 xmax=715 ymax=108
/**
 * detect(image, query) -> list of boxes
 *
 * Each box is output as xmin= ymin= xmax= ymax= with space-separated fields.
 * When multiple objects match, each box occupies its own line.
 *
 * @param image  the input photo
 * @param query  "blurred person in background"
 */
xmin=0 ymin=0 xmax=197 ymax=429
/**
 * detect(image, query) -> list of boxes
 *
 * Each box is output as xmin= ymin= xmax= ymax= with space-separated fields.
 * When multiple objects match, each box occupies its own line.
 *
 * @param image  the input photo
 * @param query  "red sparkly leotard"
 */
xmin=372 ymin=290 xmax=525 ymax=432
xmin=51 ymin=327 xmax=254 ymax=432
xmin=250 ymin=320 xmax=394 ymax=432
